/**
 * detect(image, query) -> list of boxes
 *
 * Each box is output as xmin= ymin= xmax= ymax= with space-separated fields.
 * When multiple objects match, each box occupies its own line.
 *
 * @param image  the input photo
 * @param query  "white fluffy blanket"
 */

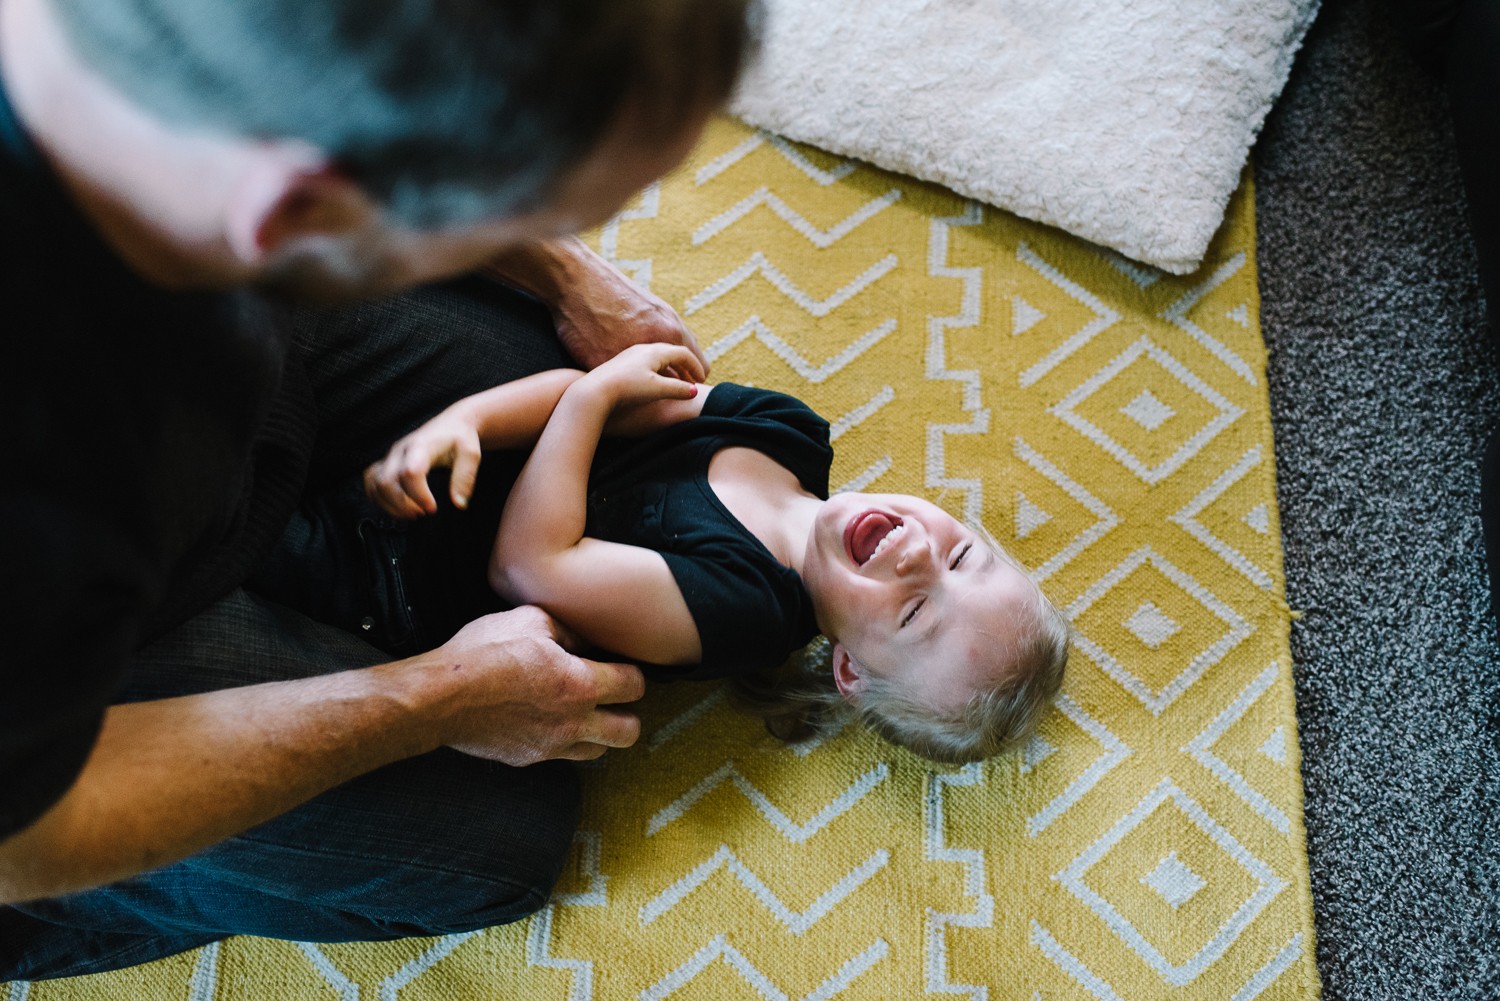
xmin=730 ymin=0 xmax=1319 ymax=274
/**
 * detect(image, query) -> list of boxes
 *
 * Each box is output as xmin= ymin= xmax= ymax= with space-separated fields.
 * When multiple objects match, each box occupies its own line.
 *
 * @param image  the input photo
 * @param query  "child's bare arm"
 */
xmin=365 ymin=368 xmax=584 ymax=518
xmin=602 ymin=390 xmax=712 ymax=437
xmin=492 ymin=344 xmax=708 ymax=665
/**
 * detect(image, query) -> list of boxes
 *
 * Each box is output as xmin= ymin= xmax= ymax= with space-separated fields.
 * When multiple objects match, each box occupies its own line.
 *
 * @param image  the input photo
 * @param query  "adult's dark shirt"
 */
xmin=0 ymin=78 xmax=314 ymax=841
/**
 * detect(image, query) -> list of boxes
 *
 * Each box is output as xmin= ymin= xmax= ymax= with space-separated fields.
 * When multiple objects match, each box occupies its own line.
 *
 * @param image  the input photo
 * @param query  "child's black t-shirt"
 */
xmin=255 ymin=383 xmax=834 ymax=681
xmin=586 ymin=383 xmax=833 ymax=681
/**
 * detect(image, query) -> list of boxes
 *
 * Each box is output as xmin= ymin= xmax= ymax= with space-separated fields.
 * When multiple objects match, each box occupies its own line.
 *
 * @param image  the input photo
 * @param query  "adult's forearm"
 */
xmin=0 ymin=655 xmax=444 ymax=903
xmin=482 ymin=236 xmax=596 ymax=307
xmin=482 ymin=237 xmax=707 ymax=374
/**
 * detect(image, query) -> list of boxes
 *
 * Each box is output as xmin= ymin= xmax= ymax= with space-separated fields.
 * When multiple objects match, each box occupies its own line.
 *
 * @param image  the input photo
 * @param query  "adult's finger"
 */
xmin=678 ymin=324 xmax=709 ymax=377
xmin=583 ymin=706 xmax=642 ymax=749
xmin=584 ymin=658 xmax=647 ymax=706
xmin=546 ymin=614 xmax=587 ymax=655
xmin=560 ymin=741 xmax=610 ymax=761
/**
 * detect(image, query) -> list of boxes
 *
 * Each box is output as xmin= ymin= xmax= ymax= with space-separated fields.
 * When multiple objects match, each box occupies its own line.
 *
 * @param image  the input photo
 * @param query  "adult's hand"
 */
xmin=421 ymin=605 xmax=644 ymax=765
xmin=484 ymin=236 xmax=709 ymax=374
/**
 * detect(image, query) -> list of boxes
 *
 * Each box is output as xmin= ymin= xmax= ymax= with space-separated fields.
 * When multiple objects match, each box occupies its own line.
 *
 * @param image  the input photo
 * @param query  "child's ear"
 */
xmin=831 ymin=641 xmax=864 ymax=701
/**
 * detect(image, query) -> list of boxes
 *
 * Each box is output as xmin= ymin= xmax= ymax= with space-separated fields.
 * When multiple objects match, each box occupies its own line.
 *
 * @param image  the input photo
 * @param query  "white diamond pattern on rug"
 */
xmin=1160 ymin=252 xmax=1256 ymax=384
xmin=1227 ymin=303 xmax=1251 ymax=328
xmin=1017 ymin=242 xmax=1121 ymax=387
xmin=1120 ymin=389 xmax=1176 ymax=431
xmin=1053 ymin=779 xmax=1287 ymax=987
xmin=1014 ymin=438 xmax=1120 ymax=582
xmin=1123 ymin=601 xmax=1181 ymax=649
xmin=1048 ymin=337 xmax=1245 ymax=485
xmin=1067 ymin=546 xmax=1253 ymax=715
xmin=1141 ymin=851 xmax=1206 ymax=910
xmin=1015 ymin=492 xmax=1053 ymax=539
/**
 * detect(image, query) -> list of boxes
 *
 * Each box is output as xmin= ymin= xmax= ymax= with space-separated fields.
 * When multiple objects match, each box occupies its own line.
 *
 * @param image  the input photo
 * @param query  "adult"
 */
xmin=0 ymin=0 xmax=755 ymax=979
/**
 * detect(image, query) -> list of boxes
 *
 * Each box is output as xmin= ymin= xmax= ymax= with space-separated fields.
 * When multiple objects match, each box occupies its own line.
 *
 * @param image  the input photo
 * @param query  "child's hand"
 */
xmin=364 ymin=407 xmax=483 ymax=518
xmin=579 ymin=343 xmax=705 ymax=411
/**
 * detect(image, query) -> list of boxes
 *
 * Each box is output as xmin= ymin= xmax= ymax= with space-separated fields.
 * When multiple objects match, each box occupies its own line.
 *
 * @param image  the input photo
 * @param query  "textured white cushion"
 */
xmin=730 ymin=0 xmax=1319 ymax=274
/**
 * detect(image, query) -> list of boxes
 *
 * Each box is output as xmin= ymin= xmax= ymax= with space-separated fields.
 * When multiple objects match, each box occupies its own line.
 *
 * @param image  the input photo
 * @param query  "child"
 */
xmin=360 ymin=341 xmax=1070 ymax=764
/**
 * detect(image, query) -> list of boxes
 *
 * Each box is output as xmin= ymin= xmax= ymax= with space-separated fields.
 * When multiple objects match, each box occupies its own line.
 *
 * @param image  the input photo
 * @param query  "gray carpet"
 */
xmin=1252 ymin=1 xmax=1500 ymax=997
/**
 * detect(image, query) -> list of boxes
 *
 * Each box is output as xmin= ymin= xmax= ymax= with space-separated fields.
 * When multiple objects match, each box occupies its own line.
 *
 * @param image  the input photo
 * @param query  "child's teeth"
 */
xmin=870 ymin=523 xmax=903 ymax=558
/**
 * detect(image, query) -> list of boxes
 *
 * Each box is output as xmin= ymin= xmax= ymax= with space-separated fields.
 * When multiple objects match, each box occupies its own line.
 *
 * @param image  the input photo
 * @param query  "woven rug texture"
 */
xmin=8 ymin=118 xmax=1317 ymax=1001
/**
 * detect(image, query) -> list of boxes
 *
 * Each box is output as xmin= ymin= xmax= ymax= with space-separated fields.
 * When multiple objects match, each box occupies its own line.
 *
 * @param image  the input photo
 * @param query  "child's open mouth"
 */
xmin=845 ymin=510 xmax=904 ymax=567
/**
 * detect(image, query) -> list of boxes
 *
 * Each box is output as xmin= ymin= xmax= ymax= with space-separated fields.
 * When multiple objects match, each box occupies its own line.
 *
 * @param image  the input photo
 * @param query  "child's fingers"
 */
xmin=386 ymin=487 xmax=427 ymax=519
xmin=627 ymin=342 xmax=703 ymax=383
xmin=654 ymin=374 xmax=701 ymax=399
xmin=656 ymin=345 xmax=706 ymax=384
xmin=449 ymin=443 xmax=482 ymax=510
xmin=398 ymin=462 xmax=439 ymax=515
xmin=364 ymin=464 xmax=424 ymax=519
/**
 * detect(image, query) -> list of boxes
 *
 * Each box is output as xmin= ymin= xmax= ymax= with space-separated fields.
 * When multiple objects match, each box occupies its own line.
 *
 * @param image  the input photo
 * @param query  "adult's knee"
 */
xmin=401 ymin=754 xmax=585 ymax=931
xmin=184 ymin=752 xmax=583 ymax=937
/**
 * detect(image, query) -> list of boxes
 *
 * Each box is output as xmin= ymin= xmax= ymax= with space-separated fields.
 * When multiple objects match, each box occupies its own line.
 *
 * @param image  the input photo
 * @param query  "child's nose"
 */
xmin=894 ymin=537 xmax=935 ymax=576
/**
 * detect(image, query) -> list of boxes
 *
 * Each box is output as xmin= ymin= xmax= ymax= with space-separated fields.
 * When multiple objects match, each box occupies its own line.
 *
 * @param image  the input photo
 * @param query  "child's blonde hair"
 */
xmin=731 ymin=525 xmax=1070 ymax=764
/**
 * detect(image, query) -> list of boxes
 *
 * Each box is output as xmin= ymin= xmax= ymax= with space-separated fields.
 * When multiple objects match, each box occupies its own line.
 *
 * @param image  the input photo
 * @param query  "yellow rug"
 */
xmin=11 ymin=118 xmax=1319 ymax=1001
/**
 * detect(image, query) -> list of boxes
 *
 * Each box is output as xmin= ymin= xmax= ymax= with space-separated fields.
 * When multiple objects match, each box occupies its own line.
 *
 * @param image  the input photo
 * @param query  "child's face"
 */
xmin=801 ymin=494 xmax=1036 ymax=711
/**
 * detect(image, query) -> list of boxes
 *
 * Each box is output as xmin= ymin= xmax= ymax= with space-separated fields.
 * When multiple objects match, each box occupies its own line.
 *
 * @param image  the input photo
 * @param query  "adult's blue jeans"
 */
xmin=1 ymin=277 xmax=581 ymax=981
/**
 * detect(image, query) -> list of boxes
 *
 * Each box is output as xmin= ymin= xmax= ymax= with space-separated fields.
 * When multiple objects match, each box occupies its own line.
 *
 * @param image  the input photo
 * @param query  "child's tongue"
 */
xmin=852 ymin=512 xmax=898 ymax=565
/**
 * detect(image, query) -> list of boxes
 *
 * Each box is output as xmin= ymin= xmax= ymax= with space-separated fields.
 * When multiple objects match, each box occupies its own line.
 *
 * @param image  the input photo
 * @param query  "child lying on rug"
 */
xmin=357 ymin=343 xmax=1069 ymax=764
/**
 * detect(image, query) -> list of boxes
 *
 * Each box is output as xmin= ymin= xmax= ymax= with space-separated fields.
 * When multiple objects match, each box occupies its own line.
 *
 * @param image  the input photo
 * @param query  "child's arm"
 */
xmin=491 ymin=343 xmax=708 ymax=665
xmin=365 ymin=368 xmax=585 ymax=518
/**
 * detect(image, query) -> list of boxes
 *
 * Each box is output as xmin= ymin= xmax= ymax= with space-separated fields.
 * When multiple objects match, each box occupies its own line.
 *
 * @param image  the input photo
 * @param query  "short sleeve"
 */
xmin=653 ymin=543 xmax=818 ymax=681
xmin=699 ymin=385 xmax=833 ymax=498
xmin=0 ymin=492 xmax=153 ymax=839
